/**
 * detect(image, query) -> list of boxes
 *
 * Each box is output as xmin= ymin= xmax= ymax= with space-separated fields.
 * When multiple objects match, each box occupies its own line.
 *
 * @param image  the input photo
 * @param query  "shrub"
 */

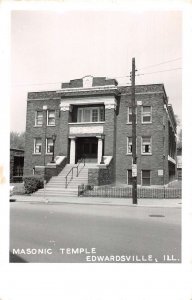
xmin=23 ymin=175 xmax=44 ymax=194
xmin=85 ymin=185 xmax=94 ymax=191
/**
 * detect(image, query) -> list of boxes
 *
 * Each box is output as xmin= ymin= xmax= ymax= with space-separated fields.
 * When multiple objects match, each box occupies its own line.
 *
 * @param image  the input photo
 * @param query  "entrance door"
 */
xmin=76 ymin=137 xmax=98 ymax=162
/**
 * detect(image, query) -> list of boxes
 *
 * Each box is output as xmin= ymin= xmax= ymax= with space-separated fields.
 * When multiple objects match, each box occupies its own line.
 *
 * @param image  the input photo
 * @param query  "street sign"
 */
xmin=132 ymin=164 xmax=137 ymax=177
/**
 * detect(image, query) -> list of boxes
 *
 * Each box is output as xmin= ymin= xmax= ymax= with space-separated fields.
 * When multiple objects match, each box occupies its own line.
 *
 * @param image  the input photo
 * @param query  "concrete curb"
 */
xmin=11 ymin=195 xmax=182 ymax=208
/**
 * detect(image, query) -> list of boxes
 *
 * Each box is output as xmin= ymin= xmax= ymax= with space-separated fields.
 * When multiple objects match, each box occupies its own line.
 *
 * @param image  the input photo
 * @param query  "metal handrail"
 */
xmin=75 ymin=157 xmax=85 ymax=177
xmin=65 ymin=167 xmax=74 ymax=188
xmin=65 ymin=157 xmax=85 ymax=188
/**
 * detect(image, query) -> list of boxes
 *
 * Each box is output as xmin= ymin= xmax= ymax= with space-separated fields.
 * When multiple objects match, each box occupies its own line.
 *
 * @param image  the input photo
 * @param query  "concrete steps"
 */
xmin=34 ymin=163 xmax=97 ymax=197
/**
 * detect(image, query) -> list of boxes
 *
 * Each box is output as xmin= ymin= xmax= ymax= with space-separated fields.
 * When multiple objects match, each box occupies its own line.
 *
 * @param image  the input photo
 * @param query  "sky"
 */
xmin=11 ymin=10 xmax=182 ymax=132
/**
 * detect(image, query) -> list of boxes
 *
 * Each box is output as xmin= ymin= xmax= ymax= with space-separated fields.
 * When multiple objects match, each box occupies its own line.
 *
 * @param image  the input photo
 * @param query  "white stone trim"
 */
xmin=60 ymin=95 xmax=116 ymax=107
xmin=119 ymin=90 xmax=165 ymax=96
xmin=83 ymin=76 xmax=93 ymax=88
xmin=69 ymin=126 xmax=103 ymax=135
xmin=28 ymin=98 xmax=60 ymax=101
xmin=69 ymin=122 xmax=105 ymax=125
xmin=104 ymin=98 xmax=117 ymax=110
xmin=70 ymin=138 xmax=76 ymax=164
xmin=60 ymin=103 xmax=72 ymax=112
xmin=97 ymin=137 xmax=103 ymax=164
xmin=105 ymin=104 xmax=116 ymax=110
xmin=57 ymin=85 xmax=117 ymax=93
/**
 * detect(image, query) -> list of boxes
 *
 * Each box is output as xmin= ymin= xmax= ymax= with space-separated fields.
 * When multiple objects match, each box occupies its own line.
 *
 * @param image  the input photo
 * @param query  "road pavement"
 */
xmin=10 ymin=201 xmax=181 ymax=263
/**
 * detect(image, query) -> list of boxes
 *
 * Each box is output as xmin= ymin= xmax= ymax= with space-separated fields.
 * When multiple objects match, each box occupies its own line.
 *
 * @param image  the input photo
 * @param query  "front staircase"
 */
xmin=33 ymin=163 xmax=96 ymax=197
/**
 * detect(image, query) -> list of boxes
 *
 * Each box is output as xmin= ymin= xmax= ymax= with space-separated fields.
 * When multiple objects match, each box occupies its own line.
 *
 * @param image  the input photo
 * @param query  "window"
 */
xmin=127 ymin=137 xmax=132 ymax=154
xmin=142 ymin=106 xmax=152 ymax=123
xmin=142 ymin=170 xmax=151 ymax=186
xmin=100 ymin=107 xmax=105 ymax=121
xmin=34 ymin=138 xmax=42 ymax=154
xmin=77 ymin=107 xmax=105 ymax=123
xmin=141 ymin=137 xmax=152 ymax=154
xmin=35 ymin=111 xmax=43 ymax=126
xmin=47 ymin=110 xmax=56 ymax=126
xmin=46 ymin=138 xmax=54 ymax=154
xmin=127 ymin=107 xmax=137 ymax=123
xmin=127 ymin=169 xmax=133 ymax=185
xmin=92 ymin=109 xmax=98 ymax=122
xmin=127 ymin=137 xmax=137 ymax=154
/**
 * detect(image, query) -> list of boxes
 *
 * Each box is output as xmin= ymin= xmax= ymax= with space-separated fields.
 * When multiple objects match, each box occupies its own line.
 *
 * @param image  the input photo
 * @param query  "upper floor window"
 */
xmin=34 ymin=138 xmax=42 ymax=154
xmin=77 ymin=107 xmax=105 ymax=123
xmin=127 ymin=107 xmax=137 ymax=123
xmin=127 ymin=137 xmax=132 ymax=154
xmin=141 ymin=137 xmax=152 ymax=154
xmin=35 ymin=111 xmax=43 ymax=126
xmin=142 ymin=106 xmax=152 ymax=123
xmin=46 ymin=138 xmax=54 ymax=154
xmin=127 ymin=137 xmax=137 ymax=154
xmin=47 ymin=110 xmax=56 ymax=126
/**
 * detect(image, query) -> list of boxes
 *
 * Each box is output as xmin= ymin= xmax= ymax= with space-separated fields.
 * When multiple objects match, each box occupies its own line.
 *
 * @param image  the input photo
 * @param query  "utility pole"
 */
xmin=131 ymin=57 xmax=137 ymax=204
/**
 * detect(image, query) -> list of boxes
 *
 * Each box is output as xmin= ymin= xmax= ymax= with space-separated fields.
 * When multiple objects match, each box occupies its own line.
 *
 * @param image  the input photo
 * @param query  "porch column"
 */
xmin=97 ymin=136 xmax=103 ymax=164
xmin=70 ymin=137 xmax=76 ymax=164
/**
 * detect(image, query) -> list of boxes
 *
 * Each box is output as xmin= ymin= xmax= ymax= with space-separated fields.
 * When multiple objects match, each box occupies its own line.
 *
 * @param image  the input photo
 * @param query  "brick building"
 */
xmin=24 ymin=76 xmax=177 ymax=189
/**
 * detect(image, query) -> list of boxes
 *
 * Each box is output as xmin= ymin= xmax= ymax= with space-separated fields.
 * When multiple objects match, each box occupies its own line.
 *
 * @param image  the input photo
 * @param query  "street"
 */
xmin=10 ymin=202 xmax=181 ymax=263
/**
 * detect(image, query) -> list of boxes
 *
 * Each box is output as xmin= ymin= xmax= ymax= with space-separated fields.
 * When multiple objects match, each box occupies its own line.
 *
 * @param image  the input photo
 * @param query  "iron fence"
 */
xmin=78 ymin=185 xmax=182 ymax=199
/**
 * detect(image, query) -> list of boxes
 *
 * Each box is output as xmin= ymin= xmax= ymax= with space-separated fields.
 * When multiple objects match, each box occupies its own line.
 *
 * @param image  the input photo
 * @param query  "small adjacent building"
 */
xmin=177 ymin=147 xmax=182 ymax=180
xmin=24 ymin=76 xmax=177 ymax=186
xmin=10 ymin=148 xmax=24 ymax=182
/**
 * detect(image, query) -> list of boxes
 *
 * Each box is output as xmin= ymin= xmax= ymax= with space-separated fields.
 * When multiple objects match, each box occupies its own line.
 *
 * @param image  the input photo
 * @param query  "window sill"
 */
xmin=34 ymin=125 xmax=43 ymax=128
xmin=45 ymin=153 xmax=53 ymax=155
xmin=141 ymin=122 xmax=152 ymax=124
xmin=32 ymin=153 xmax=42 ymax=155
xmin=126 ymin=123 xmax=137 ymax=125
xmin=141 ymin=153 xmax=152 ymax=155
xmin=68 ymin=122 xmax=105 ymax=125
xmin=47 ymin=125 xmax=56 ymax=127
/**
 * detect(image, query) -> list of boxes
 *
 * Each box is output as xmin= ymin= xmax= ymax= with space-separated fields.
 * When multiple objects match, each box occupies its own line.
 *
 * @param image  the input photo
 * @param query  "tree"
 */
xmin=177 ymin=128 xmax=182 ymax=152
xmin=10 ymin=131 xmax=25 ymax=150
xmin=175 ymin=114 xmax=181 ymax=127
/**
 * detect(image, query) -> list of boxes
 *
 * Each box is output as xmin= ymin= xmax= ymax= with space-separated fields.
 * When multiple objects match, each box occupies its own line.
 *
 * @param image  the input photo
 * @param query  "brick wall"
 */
xmin=88 ymin=159 xmax=114 ymax=186
xmin=115 ymin=91 xmax=167 ymax=186
xmin=58 ymin=109 xmax=69 ymax=157
xmin=24 ymin=98 xmax=60 ymax=176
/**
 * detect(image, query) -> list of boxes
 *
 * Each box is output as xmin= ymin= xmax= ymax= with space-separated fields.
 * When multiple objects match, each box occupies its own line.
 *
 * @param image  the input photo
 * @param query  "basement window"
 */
xmin=142 ymin=170 xmax=151 ymax=186
xmin=127 ymin=169 xmax=133 ymax=185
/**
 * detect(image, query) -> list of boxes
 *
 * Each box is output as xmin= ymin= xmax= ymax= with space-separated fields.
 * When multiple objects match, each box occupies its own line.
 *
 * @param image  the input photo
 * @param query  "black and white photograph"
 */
xmin=9 ymin=8 xmax=182 ymax=264
xmin=0 ymin=1 xmax=192 ymax=300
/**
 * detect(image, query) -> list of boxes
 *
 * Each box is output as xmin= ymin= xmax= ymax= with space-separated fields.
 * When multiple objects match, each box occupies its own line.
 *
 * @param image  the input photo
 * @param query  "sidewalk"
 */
xmin=11 ymin=194 xmax=182 ymax=208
